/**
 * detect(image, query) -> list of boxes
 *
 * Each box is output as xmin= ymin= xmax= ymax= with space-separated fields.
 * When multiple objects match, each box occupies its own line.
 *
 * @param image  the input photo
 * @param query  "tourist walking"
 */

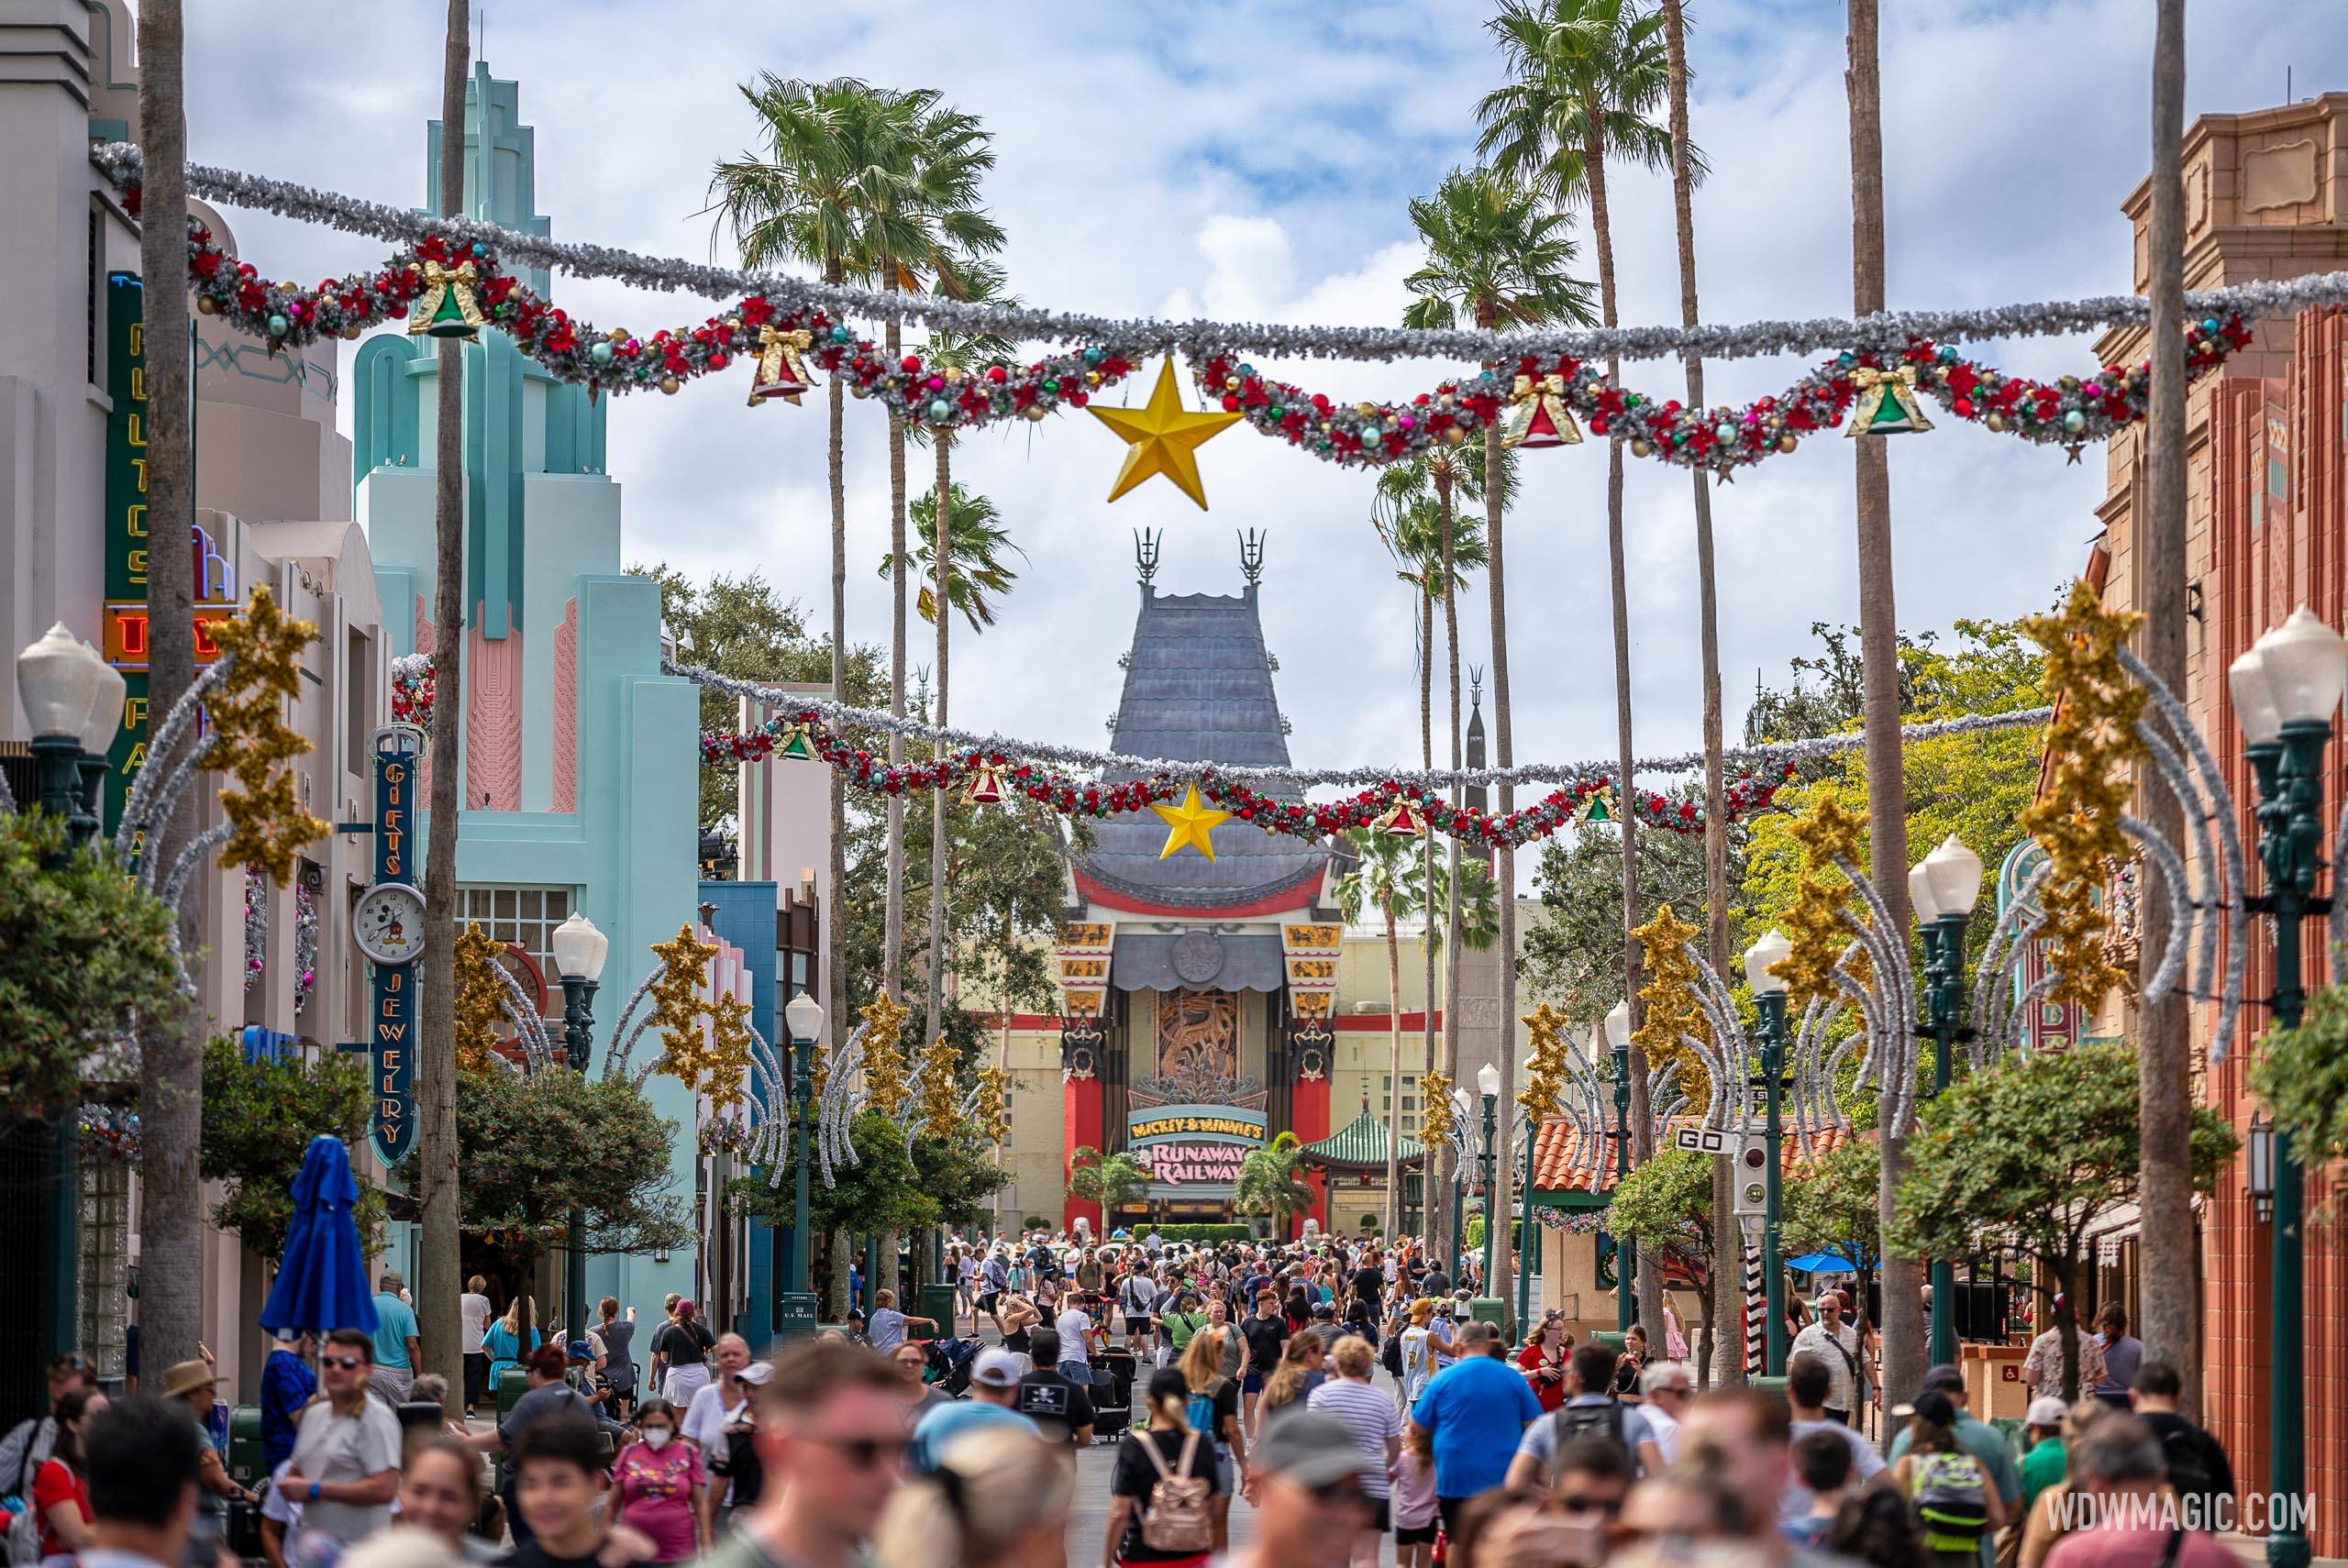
xmin=891 ymin=1342 xmax=952 ymax=1424
xmin=681 ymin=1336 xmax=754 ymax=1534
xmin=1408 ymin=1320 xmax=1542 ymax=1536
xmin=281 ymin=1329 xmax=404 ymax=1568
xmin=483 ymin=1296 xmax=538 ymax=1394
xmin=500 ymin=1415 xmax=623 ymax=1568
xmin=260 ymin=1331 xmax=316 ymax=1473
xmin=1515 ymin=1312 xmax=1572 ymax=1414
xmin=612 ymin=1397 xmax=708 ymax=1564
xmin=909 ymin=1349 xmax=1038 ymax=1474
xmin=1013 ymin=1329 xmax=1099 ymax=1447
xmin=1506 ymin=1339 xmax=1667 ymax=1487
xmin=2 ymin=1353 xmax=95 ymax=1526
xmin=1219 ymin=1413 xmax=1377 ymax=1568
xmin=1894 ymin=1391 xmax=2010 ymax=1568
xmin=2022 ymin=1297 xmax=2106 ymax=1402
xmin=466 ymin=1344 xmax=599 ymax=1549
xmin=1888 ymin=1364 xmax=2026 ymax=1568
xmin=2043 ymin=1417 xmax=2238 ymax=1568
xmin=371 ymin=1272 xmax=421 ymax=1407
xmin=395 ymin=1434 xmax=495 ymax=1562
xmin=2127 ymin=1361 xmax=2234 ymax=1530
xmin=1305 ymin=1336 xmax=1400 ymax=1568
xmin=458 ymin=1277 xmax=493 ymax=1419
xmin=700 ymin=1342 xmax=910 ymax=1568
xmin=651 ymin=1300 xmax=715 ymax=1408
xmin=1176 ymin=1327 xmax=1245 ymax=1548
xmin=77 ymin=1397 xmax=205 ymax=1568
xmin=873 ymin=1423 xmax=1070 ymax=1568
xmin=27 ymin=1387 xmax=105 ymax=1566
xmin=1789 ymin=1290 xmax=1870 ymax=1424
xmin=1104 ymin=1368 xmax=1222 ymax=1568
xmin=1783 ymin=1352 xmax=1885 ymax=1518
xmin=2091 ymin=1305 xmax=2142 ymax=1408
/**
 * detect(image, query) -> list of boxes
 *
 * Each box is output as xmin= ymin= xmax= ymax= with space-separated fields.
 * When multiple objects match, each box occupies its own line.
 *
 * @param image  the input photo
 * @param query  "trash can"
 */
xmin=918 ymin=1283 xmax=958 ymax=1335
xmin=495 ymin=1366 xmax=529 ymax=1422
xmin=1590 ymin=1331 xmax=1628 ymax=1353
xmin=1468 ymin=1297 xmax=1512 ymax=1341
xmin=226 ymin=1405 xmax=267 ymax=1491
xmin=1751 ymin=1375 xmax=1789 ymax=1398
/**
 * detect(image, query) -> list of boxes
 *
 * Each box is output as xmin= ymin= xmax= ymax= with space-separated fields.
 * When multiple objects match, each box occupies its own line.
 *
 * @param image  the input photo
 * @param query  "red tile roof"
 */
xmin=1530 ymin=1115 xmax=1863 ymax=1195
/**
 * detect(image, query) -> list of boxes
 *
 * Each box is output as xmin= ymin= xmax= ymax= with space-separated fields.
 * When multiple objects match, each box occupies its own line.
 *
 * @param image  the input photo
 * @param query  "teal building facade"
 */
xmin=354 ymin=65 xmax=701 ymax=1312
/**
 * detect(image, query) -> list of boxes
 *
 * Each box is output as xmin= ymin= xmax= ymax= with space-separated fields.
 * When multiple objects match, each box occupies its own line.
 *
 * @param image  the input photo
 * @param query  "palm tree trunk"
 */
xmin=883 ymin=302 xmax=908 ymax=1004
xmin=1481 ymin=359 xmax=1518 ymax=1319
xmin=1419 ymin=567 xmax=1437 ymax=1146
xmin=1846 ymin=0 xmax=1922 ymax=1406
xmin=1662 ymin=0 xmax=1739 ymax=1389
xmin=927 ymin=438 xmax=951 ymax=1062
xmin=413 ymin=0 xmax=469 ymax=1394
xmin=1440 ymin=475 xmax=1467 ymax=1272
xmin=1383 ymin=898 xmax=1405 ymax=1239
xmin=2136 ymin=0 xmax=2194 ymax=1407
xmin=826 ymin=255 xmax=848 ymax=1096
xmin=133 ymin=0 xmax=200 ymax=1375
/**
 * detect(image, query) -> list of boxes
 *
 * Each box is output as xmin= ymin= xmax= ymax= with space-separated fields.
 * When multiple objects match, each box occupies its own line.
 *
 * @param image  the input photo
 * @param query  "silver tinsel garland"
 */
xmin=90 ymin=143 xmax=2348 ymax=369
xmin=672 ymin=657 xmax=2044 ymax=790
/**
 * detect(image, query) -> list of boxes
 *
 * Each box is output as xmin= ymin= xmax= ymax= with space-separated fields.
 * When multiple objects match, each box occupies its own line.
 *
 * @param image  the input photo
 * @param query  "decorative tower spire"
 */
xmin=1135 ymin=526 xmax=1160 ymax=591
xmin=1465 ymin=667 xmax=1490 ymax=843
xmin=1238 ymin=527 xmax=1266 ymax=586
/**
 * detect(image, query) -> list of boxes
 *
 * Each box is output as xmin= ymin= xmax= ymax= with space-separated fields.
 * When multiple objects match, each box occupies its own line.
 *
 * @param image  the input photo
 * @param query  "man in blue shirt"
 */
xmin=369 ymin=1272 xmax=420 ymax=1405
xmin=259 ymin=1331 xmax=317 ymax=1470
xmin=1407 ymin=1320 xmax=1543 ymax=1534
xmin=908 ymin=1348 xmax=1037 ymax=1473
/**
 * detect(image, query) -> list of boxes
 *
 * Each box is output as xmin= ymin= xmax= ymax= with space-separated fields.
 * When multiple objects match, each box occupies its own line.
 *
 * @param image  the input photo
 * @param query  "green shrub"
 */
xmin=1153 ymin=1223 xmax=1253 ymax=1245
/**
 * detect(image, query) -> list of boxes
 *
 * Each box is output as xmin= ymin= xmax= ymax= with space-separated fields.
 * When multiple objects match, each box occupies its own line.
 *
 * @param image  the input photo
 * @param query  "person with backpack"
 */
xmin=2043 ymin=1415 xmax=2239 ymax=1568
xmin=1176 ymin=1328 xmax=1246 ymax=1550
xmin=1105 ymin=1369 xmax=1222 ymax=1568
xmin=1894 ymin=1391 xmax=2010 ymax=1568
xmin=1889 ymin=1363 xmax=2025 ymax=1568
xmin=2127 ymin=1362 xmax=2234 ymax=1533
xmin=1504 ymin=1339 xmax=1666 ymax=1493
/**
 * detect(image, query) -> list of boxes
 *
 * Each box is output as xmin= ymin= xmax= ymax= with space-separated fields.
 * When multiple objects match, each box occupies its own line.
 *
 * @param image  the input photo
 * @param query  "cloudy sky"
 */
xmin=180 ymin=1 xmax=2342 ymax=839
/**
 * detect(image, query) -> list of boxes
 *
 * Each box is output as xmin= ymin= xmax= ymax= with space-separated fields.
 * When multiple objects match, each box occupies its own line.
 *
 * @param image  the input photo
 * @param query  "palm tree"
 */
xmin=1335 ymin=830 xmax=1430 ymax=1239
xmin=1842 ymin=0 xmax=1922 ymax=1403
xmin=1402 ymin=163 xmax=1594 ymax=1303
xmin=1068 ymin=1146 xmax=1150 ymax=1217
xmin=1235 ymin=1132 xmax=1316 ymax=1241
xmin=132 ymin=0 xmax=201 ymax=1376
xmin=1657 ymin=0 xmax=1735 ymax=1386
xmin=889 ymin=484 xmax=1025 ymax=630
xmin=710 ymin=75 xmax=919 ymax=1054
xmin=1480 ymin=0 xmax=1674 ymax=1330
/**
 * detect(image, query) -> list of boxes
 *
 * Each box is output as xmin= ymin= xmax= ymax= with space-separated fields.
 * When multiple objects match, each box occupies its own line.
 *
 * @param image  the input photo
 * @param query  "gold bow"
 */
xmin=1845 ymin=361 xmax=1933 ymax=436
xmin=749 ymin=325 xmax=815 ymax=406
xmin=404 ymin=259 xmax=485 ymax=337
xmin=1501 ymin=370 xmax=1583 ymax=447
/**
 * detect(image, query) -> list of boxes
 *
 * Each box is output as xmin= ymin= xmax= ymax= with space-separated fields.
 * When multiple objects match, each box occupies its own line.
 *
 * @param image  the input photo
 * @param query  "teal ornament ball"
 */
xmin=266 ymin=313 xmax=289 ymax=337
xmin=2201 ymin=316 xmax=2221 ymax=335
xmin=590 ymin=340 xmax=615 ymax=365
xmin=1083 ymin=347 xmax=1104 ymax=366
xmin=829 ymin=325 xmax=851 ymax=344
xmin=928 ymin=398 xmax=952 ymax=422
xmin=1714 ymin=421 xmax=1738 ymax=443
xmin=2062 ymin=409 xmax=2087 ymax=434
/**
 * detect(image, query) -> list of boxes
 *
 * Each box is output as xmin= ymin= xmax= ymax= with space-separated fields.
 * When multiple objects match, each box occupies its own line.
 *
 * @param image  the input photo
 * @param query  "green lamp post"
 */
xmin=1744 ymin=931 xmax=1792 ymax=1375
xmin=550 ymin=912 xmax=609 ymax=1337
xmin=1909 ymin=834 xmax=1985 ymax=1370
xmin=1476 ymin=1063 xmax=1501 ymax=1290
xmin=2227 ymin=606 xmax=2343 ymax=1568
xmin=1515 ymin=1099 xmax=1537 ymax=1334
xmin=780 ymin=988 xmax=825 ymax=1342
xmin=1604 ymin=1000 xmax=1634 ymax=1331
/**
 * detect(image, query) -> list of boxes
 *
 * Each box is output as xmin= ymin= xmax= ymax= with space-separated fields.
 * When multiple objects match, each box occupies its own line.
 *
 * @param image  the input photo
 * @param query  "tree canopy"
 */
xmin=199 ymin=1037 xmax=385 ymax=1259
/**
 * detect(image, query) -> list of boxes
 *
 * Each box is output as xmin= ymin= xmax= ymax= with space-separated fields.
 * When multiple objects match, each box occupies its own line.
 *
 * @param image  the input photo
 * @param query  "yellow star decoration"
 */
xmin=451 ymin=922 xmax=504 ymax=1075
xmin=914 ymin=1039 xmax=963 ymax=1134
xmin=1631 ymin=904 xmax=1711 ymax=1113
xmin=1419 ymin=1066 xmax=1455 ymax=1150
xmin=647 ymin=924 xmax=720 ymax=1090
xmin=2021 ymin=580 xmax=2147 ymax=1008
xmin=1089 ymin=359 xmax=1243 ymax=509
xmin=205 ymin=583 xmax=330 ymax=884
xmin=971 ymin=1066 xmax=1012 ymax=1144
xmin=1517 ymin=1003 xmax=1573 ymax=1121
xmin=700 ymin=991 xmax=756 ymax=1109
xmin=1152 ymin=784 xmax=1233 ymax=861
xmin=858 ymin=991 xmax=912 ymax=1115
xmin=1779 ymin=787 xmax=1868 ymax=1007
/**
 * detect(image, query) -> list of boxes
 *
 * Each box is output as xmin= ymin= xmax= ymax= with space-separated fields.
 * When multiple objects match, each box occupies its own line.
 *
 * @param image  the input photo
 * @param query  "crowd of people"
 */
xmin=0 ymin=1232 xmax=2245 ymax=1568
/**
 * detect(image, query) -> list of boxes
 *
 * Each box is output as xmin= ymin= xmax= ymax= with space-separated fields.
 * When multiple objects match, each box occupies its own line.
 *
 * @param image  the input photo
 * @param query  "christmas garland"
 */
xmin=708 ymin=706 xmax=1794 ymax=844
xmin=149 ymin=193 xmax=2249 ymax=478
xmin=390 ymin=653 xmax=435 ymax=732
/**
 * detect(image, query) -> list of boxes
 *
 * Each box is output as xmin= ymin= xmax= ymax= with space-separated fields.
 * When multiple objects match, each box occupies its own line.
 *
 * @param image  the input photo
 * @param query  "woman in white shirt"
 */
xmin=458 ymin=1277 xmax=493 ymax=1419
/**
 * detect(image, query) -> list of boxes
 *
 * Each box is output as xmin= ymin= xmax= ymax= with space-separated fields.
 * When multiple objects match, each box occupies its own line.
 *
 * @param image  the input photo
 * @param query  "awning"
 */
xmin=1111 ymin=933 xmax=1287 ymax=992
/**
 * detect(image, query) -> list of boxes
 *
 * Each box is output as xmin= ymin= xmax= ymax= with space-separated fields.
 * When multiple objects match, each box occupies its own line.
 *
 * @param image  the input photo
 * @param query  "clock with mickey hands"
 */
xmin=353 ymin=882 xmax=426 ymax=966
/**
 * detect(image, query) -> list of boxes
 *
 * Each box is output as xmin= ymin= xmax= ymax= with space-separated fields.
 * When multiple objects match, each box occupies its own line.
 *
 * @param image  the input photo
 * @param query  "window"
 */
xmin=346 ymin=626 xmax=373 ymax=768
xmin=457 ymin=886 xmax=572 ymax=980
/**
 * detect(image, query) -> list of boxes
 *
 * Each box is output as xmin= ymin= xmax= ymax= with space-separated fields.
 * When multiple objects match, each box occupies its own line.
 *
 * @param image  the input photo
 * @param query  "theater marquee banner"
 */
xmin=1127 ymin=1104 xmax=1268 ymax=1198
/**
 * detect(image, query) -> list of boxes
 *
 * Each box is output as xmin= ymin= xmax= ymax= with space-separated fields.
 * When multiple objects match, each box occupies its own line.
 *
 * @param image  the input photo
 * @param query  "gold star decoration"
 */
xmin=451 ymin=922 xmax=504 ymax=1075
xmin=858 ymin=991 xmax=912 ymax=1115
xmin=914 ymin=1038 xmax=962 ymax=1134
xmin=1419 ymin=1066 xmax=1455 ymax=1149
xmin=2020 ymin=580 xmax=2147 ymax=1008
xmin=1631 ymin=904 xmax=1711 ymax=1113
xmin=205 ymin=583 xmax=330 ymax=885
xmin=648 ymin=924 xmax=720 ymax=1089
xmin=971 ymin=1066 xmax=1011 ymax=1143
xmin=1089 ymin=359 xmax=1243 ymax=509
xmin=700 ymin=991 xmax=756 ymax=1109
xmin=1518 ymin=1002 xmax=1573 ymax=1121
xmin=1152 ymin=783 xmax=1233 ymax=861
xmin=1778 ymin=788 xmax=1867 ymax=1008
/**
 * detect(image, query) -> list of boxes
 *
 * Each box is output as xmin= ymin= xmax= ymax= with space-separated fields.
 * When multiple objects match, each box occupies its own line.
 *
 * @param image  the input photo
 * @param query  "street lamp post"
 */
xmin=1910 ymin=834 xmax=1985 ymax=1369
xmin=1744 ymin=932 xmax=1792 ymax=1375
xmin=1515 ymin=1099 xmax=1536 ymax=1333
xmin=17 ymin=624 xmax=126 ymax=1369
xmin=1604 ymin=1000 xmax=1634 ymax=1331
xmin=781 ymin=989 xmax=825 ymax=1341
xmin=1476 ymin=1063 xmax=1500 ymax=1292
xmin=550 ymin=912 xmax=609 ymax=1338
xmin=2227 ymin=606 xmax=2343 ymax=1568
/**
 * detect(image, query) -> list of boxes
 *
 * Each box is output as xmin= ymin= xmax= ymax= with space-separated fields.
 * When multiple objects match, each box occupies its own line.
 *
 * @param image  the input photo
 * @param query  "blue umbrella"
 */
xmin=1784 ymin=1247 xmax=1863 ymax=1275
xmin=259 ymin=1135 xmax=380 ymax=1337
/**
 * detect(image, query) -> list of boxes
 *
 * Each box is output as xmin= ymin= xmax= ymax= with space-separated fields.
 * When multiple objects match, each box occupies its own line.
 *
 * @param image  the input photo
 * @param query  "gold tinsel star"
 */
xmin=1090 ymin=359 xmax=1243 ymax=509
xmin=451 ymin=922 xmax=504 ymax=1074
xmin=205 ymin=583 xmax=329 ymax=885
xmin=1152 ymin=784 xmax=1233 ymax=861
xmin=858 ymin=991 xmax=912 ymax=1115
xmin=703 ymin=991 xmax=756 ymax=1108
xmin=647 ymin=925 xmax=720 ymax=1087
xmin=1631 ymin=904 xmax=1711 ymax=1112
xmin=1518 ymin=1002 xmax=1572 ymax=1120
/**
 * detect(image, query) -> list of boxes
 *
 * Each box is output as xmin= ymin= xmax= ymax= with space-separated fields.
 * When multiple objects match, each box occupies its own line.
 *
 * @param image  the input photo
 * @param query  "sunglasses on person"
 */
xmin=804 ymin=1433 xmax=909 ymax=1470
xmin=1556 ymin=1491 xmax=1625 ymax=1518
xmin=320 ymin=1354 xmax=368 ymax=1371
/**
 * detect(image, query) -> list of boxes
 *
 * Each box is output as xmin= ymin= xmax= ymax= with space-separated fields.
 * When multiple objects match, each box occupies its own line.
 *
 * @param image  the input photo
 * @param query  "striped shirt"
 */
xmin=1308 ymin=1377 xmax=1402 ymax=1498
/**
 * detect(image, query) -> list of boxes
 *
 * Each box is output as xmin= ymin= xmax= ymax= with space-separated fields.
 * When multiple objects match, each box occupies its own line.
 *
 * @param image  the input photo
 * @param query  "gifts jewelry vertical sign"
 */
xmin=353 ymin=724 xmax=428 ymax=1165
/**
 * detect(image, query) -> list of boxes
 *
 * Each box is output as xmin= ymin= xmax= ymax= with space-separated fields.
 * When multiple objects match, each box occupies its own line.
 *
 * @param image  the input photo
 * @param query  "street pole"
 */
xmin=1515 ymin=1114 xmax=1534 ymax=1331
xmin=1612 ymin=1037 xmax=1634 ymax=1331
xmin=559 ymin=974 xmax=598 ymax=1337
xmin=779 ymin=990 xmax=824 ymax=1341
xmin=1479 ymin=1089 xmax=1499 ymax=1290
xmin=2250 ymin=723 xmax=2323 ymax=1568
xmin=1754 ymin=986 xmax=1788 ymax=1375
xmin=1922 ymin=912 xmax=1968 ymax=1369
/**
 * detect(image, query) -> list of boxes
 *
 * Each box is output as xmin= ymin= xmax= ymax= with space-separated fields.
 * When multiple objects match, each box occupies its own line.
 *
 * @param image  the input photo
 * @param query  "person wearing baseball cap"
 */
xmin=906 ymin=1348 xmax=1036 ymax=1475
xmin=1231 ymin=1412 xmax=1373 ymax=1568
xmin=2020 ymin=1396 xmax=2072 ymax=1513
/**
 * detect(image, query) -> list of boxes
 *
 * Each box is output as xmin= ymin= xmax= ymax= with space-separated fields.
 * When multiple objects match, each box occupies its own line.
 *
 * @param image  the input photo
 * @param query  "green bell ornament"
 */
xmin=1844 ymin=362 xmax=1932 ymax=436
xmin=405 ymin=259 xmax=484 ymax=341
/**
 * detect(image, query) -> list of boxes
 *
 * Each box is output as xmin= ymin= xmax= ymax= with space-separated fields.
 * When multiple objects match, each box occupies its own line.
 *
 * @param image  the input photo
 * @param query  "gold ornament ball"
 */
xmin=195 ymin=295 xmax=219 ymax=315
xmin=1441 ymin=425 xmax=1467 ymax=446
xmin=1630 ymin=438 xmax=1654 ymax=458
xmin=1778 ymin=434 xmax=1798 ymax=452
xmin=343 ymin=323 xmax=362 ymax=341
xmin=1354 ymin=402 xmax=1378 ymax=420
xmin=1024 ymin=403 xmax=1047 ymax=421
xmin=725 ymin=315 xmax=742 ymax=332
xmin=1987 ymin=413 xmax=2009 ymax=432
xmin=660 ymin=375 xmax=681 ymax=394
xmin=608 ymin=326 xmax=629 ymax=342
xmin=1224 ymin=375 xmax=1241 ymax=392
xmin=944 ymin=367 xmax=965 ymax=382
xmin=1085 ymin=370 xmax=1101 ymax=386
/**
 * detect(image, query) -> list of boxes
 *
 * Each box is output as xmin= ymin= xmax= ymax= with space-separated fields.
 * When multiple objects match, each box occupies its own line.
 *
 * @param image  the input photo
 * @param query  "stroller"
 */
xmin=926 ymin=1335 xmax=983 ymax=1397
